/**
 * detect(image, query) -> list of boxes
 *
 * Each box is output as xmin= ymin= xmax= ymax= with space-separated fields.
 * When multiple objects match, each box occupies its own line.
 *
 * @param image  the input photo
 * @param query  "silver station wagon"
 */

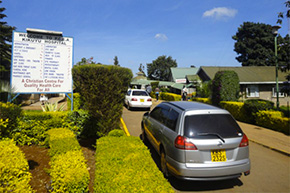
xmin=141 ymin=101 xmax=250 ymax=181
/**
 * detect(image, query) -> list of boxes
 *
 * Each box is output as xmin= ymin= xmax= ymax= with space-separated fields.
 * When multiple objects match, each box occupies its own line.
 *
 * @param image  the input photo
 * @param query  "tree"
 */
xmin=76 ymin=57 xmax=96 ymax=65
xmin=138 ymin=63 xmax=146 ymax=76
xmin=277 ymin=1 xmax=290 ymax=95
xmin=147 ymin=55 xmax=177 ymax=81
xmin=277 ymin=1 xmax=290 ymax=25
xmin=114 ymin=56 xmax=119 ymax=66
xmin=232 ymin=22 xmax=275 ymax=66
xmin=0 ymin=0 xmax=15 ymax=73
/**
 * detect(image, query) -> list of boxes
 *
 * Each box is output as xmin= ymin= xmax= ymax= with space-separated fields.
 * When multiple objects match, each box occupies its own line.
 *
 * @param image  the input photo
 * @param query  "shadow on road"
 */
xmin=140 ymin=134 xmax=244 ymax=192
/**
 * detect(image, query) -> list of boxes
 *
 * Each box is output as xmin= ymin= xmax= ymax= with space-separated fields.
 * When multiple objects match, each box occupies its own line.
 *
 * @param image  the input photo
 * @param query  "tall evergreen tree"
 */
xmin=147 ymin=55 xmax=177 ymax=81
xmin=0 ymin=0 xmax=15 ymax=72
xmin=232 ymin=22 xmax=275 ymax=67
xmin=114 ymin=56 xmax=120 ymax=66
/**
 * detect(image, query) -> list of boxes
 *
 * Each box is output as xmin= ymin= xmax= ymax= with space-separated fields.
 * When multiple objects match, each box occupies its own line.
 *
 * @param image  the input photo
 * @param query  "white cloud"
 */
xmin=154 ymin=33 xmax=168 ymax=41
xmin=203 ymin=7 xmax=238 ymax=20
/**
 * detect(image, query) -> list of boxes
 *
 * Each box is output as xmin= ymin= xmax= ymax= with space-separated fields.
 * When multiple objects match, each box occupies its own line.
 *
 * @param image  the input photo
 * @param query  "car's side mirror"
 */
xmin=144 ymin=112 xmax=149 ymax=117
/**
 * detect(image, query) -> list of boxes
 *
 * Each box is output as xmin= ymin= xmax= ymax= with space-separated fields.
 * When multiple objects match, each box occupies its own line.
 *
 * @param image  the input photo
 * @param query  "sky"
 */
xmin=2 ymin=0 xmax=290 ymax=76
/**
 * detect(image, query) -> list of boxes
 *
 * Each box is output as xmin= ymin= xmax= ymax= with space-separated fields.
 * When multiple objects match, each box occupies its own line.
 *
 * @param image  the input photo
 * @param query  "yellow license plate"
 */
xmin=211 ymin=150 xmax=227 ymax=162
xmin=140 ymin=99 xmax=144 ymax=102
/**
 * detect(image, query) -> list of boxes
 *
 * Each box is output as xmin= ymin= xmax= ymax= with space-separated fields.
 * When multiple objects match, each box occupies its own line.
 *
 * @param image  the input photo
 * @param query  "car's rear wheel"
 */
xmin=160 ymin=149 xmax=169 ymax=177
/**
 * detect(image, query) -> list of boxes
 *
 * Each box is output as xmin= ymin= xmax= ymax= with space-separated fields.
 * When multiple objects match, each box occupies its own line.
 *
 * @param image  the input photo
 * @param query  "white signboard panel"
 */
xmin=11 ymin=31 xmax=73 ymax=93
xmin=175 ymin=79 xmax=187 ymax=83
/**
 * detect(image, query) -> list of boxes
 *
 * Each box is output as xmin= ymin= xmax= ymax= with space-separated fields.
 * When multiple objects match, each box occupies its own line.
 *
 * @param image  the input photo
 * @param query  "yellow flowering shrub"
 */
xmin=255 ymin=111 xmax=289 ymax=135
xmin=50 ymin=151 xmax=89 ymax=193
xmin=47 ymin=128 xmax=89 ymax=192
xmin=0 ymin=102 xmax=22 ymax=138
xmin=160 ymin=92 xmax=181 ymax=101
xmin=47 ymin=128 xmax=81 ymax=157
xmin=0 ymin=139 xmax=33 ymax=193
xmin=220 ymin=101 xmax=251 ymax=123
xmin=95 ymin=135 xmax=174 ymax=193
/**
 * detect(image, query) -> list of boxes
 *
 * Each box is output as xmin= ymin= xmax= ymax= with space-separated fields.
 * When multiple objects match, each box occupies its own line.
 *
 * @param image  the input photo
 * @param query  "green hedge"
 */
xmin=191 ymin=97 xmax=212 ymax=104
xmin=0 ymin=102 xmax=22 ymax=139
xmin=0 ymin=139 xmax=33 ymax=192
xmin=211 ymin=71 xmax=240 ymax=106
xmin=255 ymin=111 xmax=290 ymax=135
xmin=244 ymin=99 xmax=274 ymax=123
xmin=160 ymin=92 xmax=181 ymax=101
xmin=220 ymin=101 xmax=290 ymax=134
xmin=12 ymin=110 xmax=92 ymax=145
xmin=47 ymin=128 xmax=89 ymax=192
xmin=46 ymin=128 xmax=81 ymax=157
xmin=12 ymin=111 xmax=69 ymax=146
xmin=220 ymin=101 xmax=251 ymax=123
xmin=73 ymin=64 xmax=133 ymax=137
xmin=95 ymin=134 xmax=174 ymax=193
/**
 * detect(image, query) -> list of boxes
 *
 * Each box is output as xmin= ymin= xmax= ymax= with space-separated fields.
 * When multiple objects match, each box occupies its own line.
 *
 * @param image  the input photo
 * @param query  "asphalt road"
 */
xmin=122 ymin=102 xmax=290 ymax=193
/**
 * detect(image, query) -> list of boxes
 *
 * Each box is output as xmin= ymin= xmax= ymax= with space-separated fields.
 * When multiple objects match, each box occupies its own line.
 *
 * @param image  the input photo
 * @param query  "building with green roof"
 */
xmin=198 ymin=66 xmax=289 ymax=105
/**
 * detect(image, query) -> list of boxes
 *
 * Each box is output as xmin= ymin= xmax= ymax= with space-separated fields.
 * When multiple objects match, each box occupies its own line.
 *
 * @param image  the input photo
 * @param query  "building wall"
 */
xmin=240 ymin=84 xmax=289 ymax=106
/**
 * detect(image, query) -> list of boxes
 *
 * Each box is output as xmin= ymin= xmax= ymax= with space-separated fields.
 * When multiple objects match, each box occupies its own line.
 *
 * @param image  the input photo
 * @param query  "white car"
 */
xmin=125 ymin=89 xmax=152 ymax=110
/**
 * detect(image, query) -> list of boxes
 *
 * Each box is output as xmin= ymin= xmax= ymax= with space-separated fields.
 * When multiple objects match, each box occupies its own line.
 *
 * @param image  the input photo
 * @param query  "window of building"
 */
xmin=272 ymin=87 xmax=285 ymax=97
xmin=246 ymin=85 xmax=259 ymax=97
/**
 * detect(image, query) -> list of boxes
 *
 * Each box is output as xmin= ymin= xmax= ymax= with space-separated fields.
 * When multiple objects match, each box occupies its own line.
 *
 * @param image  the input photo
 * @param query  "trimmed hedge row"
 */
xmin=47 ymin=128 xmax=89 ymax=192
xmin=12 ymin=110 xmax=93 ymax=146
xmin=220 ymin=101 xmax=251 ymax=123
xmin=12 ymin=111 xmax=69 ymax=146
xmin=220 ymin=101 xmax=290 ymax=135
xmin=191 ymin=97 xmax=212 ymax=104
xmin=160 ymin=92 xmax=181 ymax=101
xmin=95 ymin=133 xmax=174 ymax=193
xmin=255 ymin=111 xmax=290 ymax=135
xmin=0 ymin=139 xmax=33 ymax=192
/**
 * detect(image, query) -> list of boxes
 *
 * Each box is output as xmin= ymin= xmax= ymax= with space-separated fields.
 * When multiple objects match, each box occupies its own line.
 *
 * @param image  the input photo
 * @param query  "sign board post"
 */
xmin=9 ymin=28 xmax=74 ymax=111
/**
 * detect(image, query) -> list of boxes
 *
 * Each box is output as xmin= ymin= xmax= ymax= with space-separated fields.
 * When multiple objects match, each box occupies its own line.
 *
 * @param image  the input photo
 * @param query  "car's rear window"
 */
xmin=132 ymin=91 xmax=148 ymax=96
xmin=184 ymin=114 xmax=243 ymax=138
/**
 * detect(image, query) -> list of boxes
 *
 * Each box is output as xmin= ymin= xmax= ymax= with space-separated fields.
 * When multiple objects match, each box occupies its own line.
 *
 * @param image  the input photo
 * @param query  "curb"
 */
xmin=249 ymin=139 xmax=290 ymax=157
xmin=120 ymin=118 xmax=130 ymax=136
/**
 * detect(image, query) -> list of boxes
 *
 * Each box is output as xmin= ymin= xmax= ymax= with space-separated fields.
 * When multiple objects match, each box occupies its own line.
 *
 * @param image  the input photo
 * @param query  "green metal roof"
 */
xmin=198 ymin=66 xmax=288 ymax=83
xmin=170 ymin=67 xmax=199 ymax=82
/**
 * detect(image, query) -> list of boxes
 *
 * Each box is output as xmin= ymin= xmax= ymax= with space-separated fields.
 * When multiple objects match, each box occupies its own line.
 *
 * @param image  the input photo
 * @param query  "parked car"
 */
xmin=125 ymin=89 xmax=152 ymax=110
xmin=141 ymin=101 xmax=250 ymax=181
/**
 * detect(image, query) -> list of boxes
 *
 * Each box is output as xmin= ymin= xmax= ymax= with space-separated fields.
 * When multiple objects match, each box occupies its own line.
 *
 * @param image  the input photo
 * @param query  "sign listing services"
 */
xmin=11 ymin=31 xmax=73 ymax=93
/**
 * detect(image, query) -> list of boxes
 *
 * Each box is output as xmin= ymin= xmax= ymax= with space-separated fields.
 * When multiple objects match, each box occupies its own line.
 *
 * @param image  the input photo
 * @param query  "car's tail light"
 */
xmin=175 ymin=135 xmax=197 ymax=150
xmin=239 ymin=134 xmax=249 ymax=147
xmin=147 ymin=98 xmax=152 ymax=102
xmin=131 ymin=98 xmax=138 ymax=101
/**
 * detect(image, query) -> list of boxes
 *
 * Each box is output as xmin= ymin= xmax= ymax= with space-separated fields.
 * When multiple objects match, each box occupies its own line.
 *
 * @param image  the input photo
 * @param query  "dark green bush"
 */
xmin=72 ymin=64 xmax=132 ymax=137
xmin=66 ymin=109 xmax=94 ymax=138
xmin=0 ymin=102 xmax=22 ymax=139
xmin=279 ymin=105 xmax=290 ymax=118
xmin=12 ymin=111 xmax=69 ymax=146
xmin=211 ymin=71 xmax=240 ymax=106
xmin=244 ymin=99 xmax=274 ymax=123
